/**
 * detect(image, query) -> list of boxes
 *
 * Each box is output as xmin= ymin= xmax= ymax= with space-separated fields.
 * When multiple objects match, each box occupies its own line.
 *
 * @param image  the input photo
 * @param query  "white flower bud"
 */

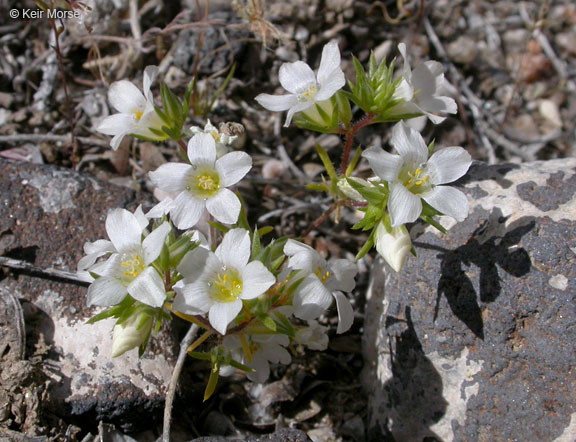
xmin=111 ymin=312 xmax=154 ymax=357
xmin=375 ymin=221 xmax=412 ymax=272
xmin=337 ymin=177 xmax=369 ymax=202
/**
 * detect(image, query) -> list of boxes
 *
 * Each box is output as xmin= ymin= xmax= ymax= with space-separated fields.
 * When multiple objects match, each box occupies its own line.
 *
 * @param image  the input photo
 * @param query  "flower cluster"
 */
xmin=83 ymin=37 xmax=472 ymax=396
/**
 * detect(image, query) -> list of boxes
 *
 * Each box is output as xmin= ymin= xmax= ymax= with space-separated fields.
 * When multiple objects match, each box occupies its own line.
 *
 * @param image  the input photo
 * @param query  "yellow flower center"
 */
xmin=211 ymin=268 xmax=243 ymax=303
xmin=131 ymin=109 xmax=144 ymax=121
xmin=315 ymin=266 xmax=331 ymax=283
xmin=186 ymin=168 xmax=220 ymax=198
xmin=400 ymin=166 xmax=431 ymax=194
xmin=298 ymin=83 xmax=318 ymax=102
xmin=121 ymin=254 xmax=145 ymax=280
xmin=209 ymin=130 xmax=221 ymax=143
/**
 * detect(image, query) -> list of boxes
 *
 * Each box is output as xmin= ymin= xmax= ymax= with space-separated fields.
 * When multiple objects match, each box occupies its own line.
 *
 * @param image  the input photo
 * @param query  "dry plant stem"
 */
xmin=302 ymin=203 xmax=337 ymax=238
xmin=340 ymin=114 xmax=375 ymax=175
xmin=0 ymin=256 xmax=90 ymax=285
xmin=48 ymin=16 xmax=79 ymax=163
xmin=0 ymin=133 xmax=110 ymax=148
xmin=162 ymin=323 xmax=199 ymax=442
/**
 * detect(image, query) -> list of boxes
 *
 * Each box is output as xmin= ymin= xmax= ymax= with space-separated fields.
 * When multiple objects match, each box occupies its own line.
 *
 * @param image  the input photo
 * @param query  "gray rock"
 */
xmin=188 ymin=428 xmax=312 ymax=441
xmin=362 ymin=159 xmax=576 ymax=441
xmin=0 ymin=159 xmax=178 ymax=432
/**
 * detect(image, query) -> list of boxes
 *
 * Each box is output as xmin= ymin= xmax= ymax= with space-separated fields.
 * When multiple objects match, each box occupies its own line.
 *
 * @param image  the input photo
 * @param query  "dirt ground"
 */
xmin=0 ymin=0 xmax=575 ymax=440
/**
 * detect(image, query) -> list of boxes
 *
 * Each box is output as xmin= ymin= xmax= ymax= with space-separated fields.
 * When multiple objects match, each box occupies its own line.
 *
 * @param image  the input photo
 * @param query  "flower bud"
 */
xmin=337 ymin=177 xmax=369 ymax=202
xmin=375 ymin=221 xmax=412 ymax=272
xmin=111 ymin=311 xmax=154 ymax=357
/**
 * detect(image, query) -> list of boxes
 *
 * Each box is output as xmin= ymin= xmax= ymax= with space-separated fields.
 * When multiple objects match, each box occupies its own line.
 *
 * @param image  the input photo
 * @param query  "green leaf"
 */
xmin=187 ymin=351 xmax=211 ymax=360
xmin=355 ymin=229 xmax=375 ymax=261
xmin=204 ymin=363 xmax=220 ymax=401
xmin=316 ymin=144 xmax=338 ymax=181
xmin=229 ymin=359 xmax=255 ymax=372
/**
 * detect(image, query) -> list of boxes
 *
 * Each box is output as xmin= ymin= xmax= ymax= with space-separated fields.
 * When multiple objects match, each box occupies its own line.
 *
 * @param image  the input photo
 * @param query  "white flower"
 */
xmin=255 ymin=40 xmax=345 ymax=127
xmin=149 ymin=133 xmax=252 ymax=229
xmin=391 ymin=43 xmax=457 ymax=124
xmin=295 ymin=320 xmax=329 ymax=351
xmin=173 ymin=228 xmax=275 ymax=335
xmin=283 ymin=240 xmax=357 ymax=334
xmin=222 ymin=334 xmax=291 ymax=383
xmin=83 ymin=208 xmax=171 ymax=308
xmin=190 ymin=119 xmax=237 ymax=157
xmin=97 ymin=66 xmax=167 ymax=150
xmin=363 ymin=122 xmax=472 ymax=227
xmin=375 ymin=222 xmax=412 ymax=272
xmin=111 ymin=310 xmax=154 ymax=357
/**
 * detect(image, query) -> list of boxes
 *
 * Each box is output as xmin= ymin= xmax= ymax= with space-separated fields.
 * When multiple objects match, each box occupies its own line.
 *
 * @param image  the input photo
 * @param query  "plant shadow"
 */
xmin=416 ymin=209 xmax=534 ymax=339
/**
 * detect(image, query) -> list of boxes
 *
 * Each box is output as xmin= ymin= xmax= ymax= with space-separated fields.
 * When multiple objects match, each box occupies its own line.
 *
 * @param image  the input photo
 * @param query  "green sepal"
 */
xmin=346 ymin=177 xmax=386 ymax=205
xmin=355 ymin=228 xmax=376 ymax=261
xmin=251 ymin=227 xmax=263 ymax=259
xmin=260 ymin=314 xmax=277 ymax=332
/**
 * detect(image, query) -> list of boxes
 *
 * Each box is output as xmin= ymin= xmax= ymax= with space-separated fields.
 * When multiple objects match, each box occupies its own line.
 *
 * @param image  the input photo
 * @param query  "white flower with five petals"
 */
xmin=283 ymin=240 xmax=357 ymax=334
xmin=149 ymin=133 xmax=252 ymax=229
xmin=96 ymin=66 xmax=167 ymax=150
xmin=221 ymin=334 xmax=291 ymax=383
xmin=255 ymin=40 xmax=345 ymax=127
xmin=391 ymin=43 xmax=457 ymax=124
xmin=363 ymin=122 xmax=472 ymax=227
xmin=81 ymin=208 xmax=171 ymax=308
xmin=173 ymin=229 xmax=275 ymax=335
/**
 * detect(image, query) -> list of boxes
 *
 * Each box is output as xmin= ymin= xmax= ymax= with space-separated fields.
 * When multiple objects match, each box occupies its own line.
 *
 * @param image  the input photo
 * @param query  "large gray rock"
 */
xmin=0 ymin=159 xmax=178 ymax=432
xmin=362 ymin=159 xmax=576 ymax=441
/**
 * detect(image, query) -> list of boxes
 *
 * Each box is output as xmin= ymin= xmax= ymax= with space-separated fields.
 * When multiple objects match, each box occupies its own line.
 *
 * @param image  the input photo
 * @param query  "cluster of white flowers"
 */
xmin=83 ymin=37 xmax=472 ymax=389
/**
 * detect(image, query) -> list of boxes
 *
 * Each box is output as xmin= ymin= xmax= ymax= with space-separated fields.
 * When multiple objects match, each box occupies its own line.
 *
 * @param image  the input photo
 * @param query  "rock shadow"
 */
xmin=372 ymin=307 xmax=447 ymax=441
xmin=417 ymin=209 xmax=534 ymax=339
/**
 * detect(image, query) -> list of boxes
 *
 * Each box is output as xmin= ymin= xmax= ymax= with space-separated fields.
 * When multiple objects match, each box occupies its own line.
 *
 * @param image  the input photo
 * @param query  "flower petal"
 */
xmin=149 ymin=162 xmax=192 ymax=193
xmin=127 ymin=267 xmax=166 ymax=308
xmin=78 ymin=240 xmax=114 ymax=271
xmin=388 ymin=182 xmax=423 ymax=227
xmin=96 ymin=113 xmax=135 ymax=136
xmin=278 ymin=61 xmax=316 ymax=94
xmin=393 ymin=78 xmax=414 ymax=101
xmin=293 ymin=275 xmax=333 ymax=320
xmin=106 ymin=209 xmax=143 ymax=254
xmin=315 ymin=70 xmax=345 ymax=101
xmin=328 ymin=259 xmax=357 ymax=292
xmin=216 ymin=228 xmax=251 ymax=269
xmin=317 ymin=40 xmax=342 ymax=85
xmin=255 ymin=93 xmax=298 ymax=112
xmin=87 ymin=276 xmax=127 ymax=306
xmin=133 ymin=205 xmax=149 ymax=230
xmin=146 ymin=197 xmax=175 ymax=219
xmin=216 ymin=151 xmax=252 ymax=187
xmin=362 ymin=147 xmax=403 ymax=182
xmin=284 ymin=240 xmax=323 ymax=272
xmin=241 ymin=261 xmax=275 ymax=300
xmin=390 ymin=122 xmax=428 ymax=166
xmin=333 ymin=291 xmax=354 ymax=334
xmin=398 ymin=42 xmax=412 ymax=79
xmin=188 ymin=133 xmax=216 ymax=164
xmin=177 ymin=247 xmax=212 ymax=281
xmin=206 ymin=188 xmax=241 ymax=225
xmin=170 ymin=192 xmax=205 ymax=229
xmin=108 ymin=80 xmax=146 ymax=114
xmin=423 ymin=186 xmax=469 ymax=221
xmin=142 ymin=66 xmax=158 ymax=101
xmin=142 ymin=221 xmax=171 ymax=265
xmin=285 ymin=101 xmax=314 ymax=127
xmin=209 ymin=300 xmax=243 ymax=335
xmin=173 ymin=280 xmax=213 ymax=314
xmin=426 ymin=146 xmax=471 ymax=185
